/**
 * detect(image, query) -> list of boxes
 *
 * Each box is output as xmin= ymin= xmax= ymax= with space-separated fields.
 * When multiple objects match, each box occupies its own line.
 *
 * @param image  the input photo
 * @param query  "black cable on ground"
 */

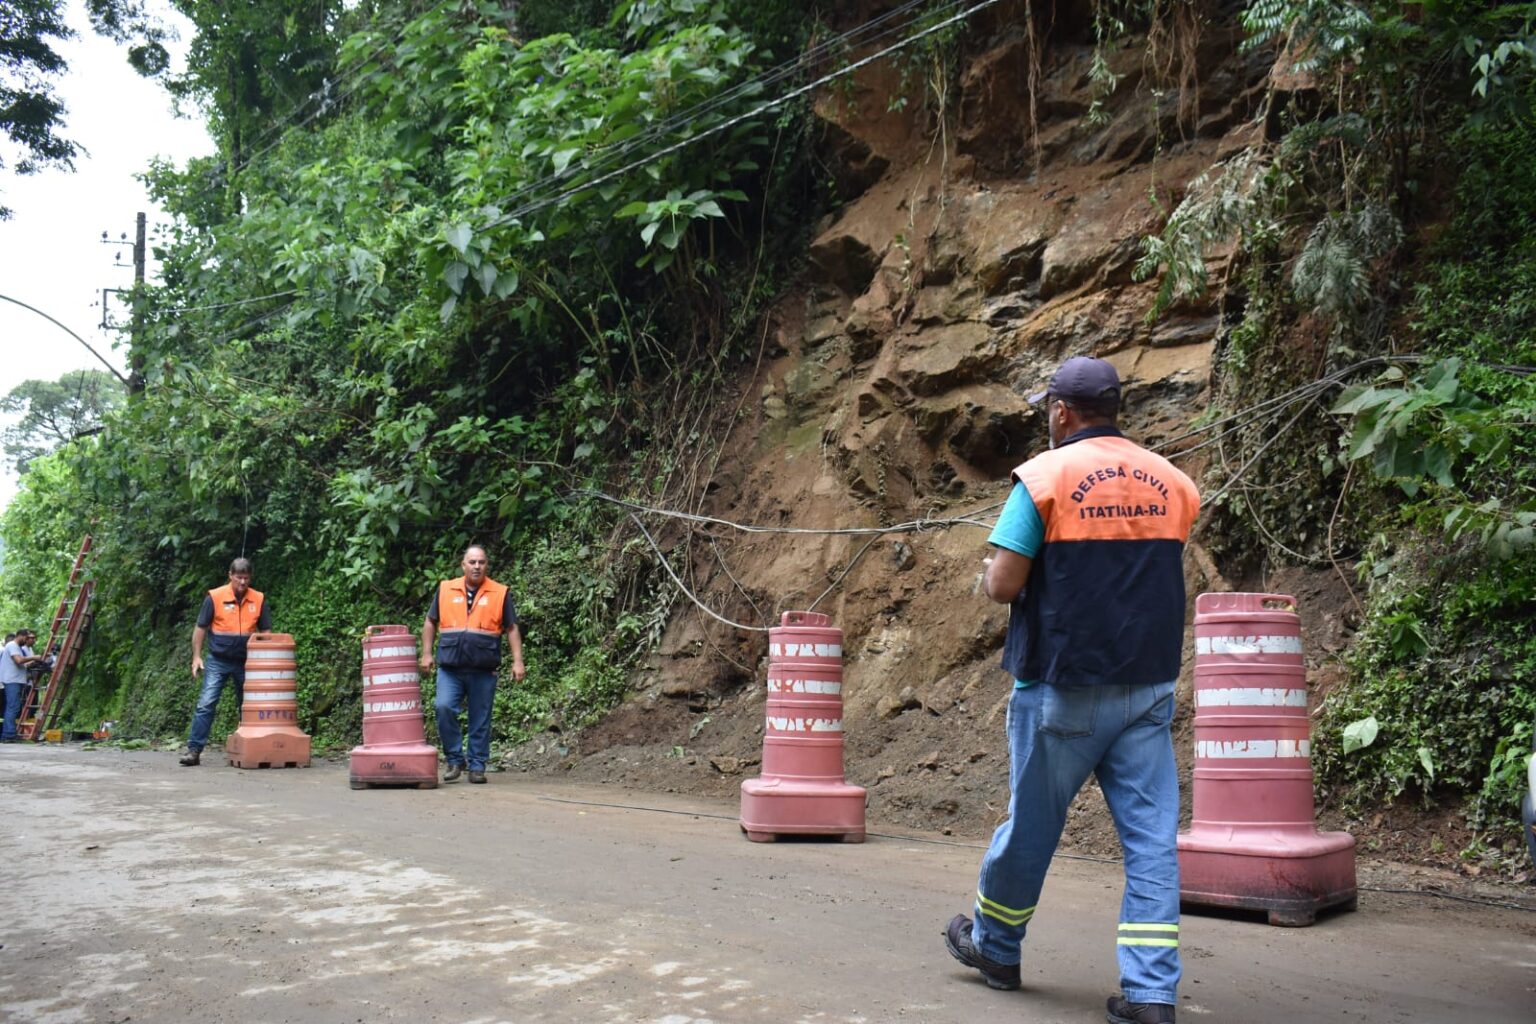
xmin=539 ymin=794 xmax=1118 ymax=864
xmin=535 ymin=795 xmax=1536 ymax=908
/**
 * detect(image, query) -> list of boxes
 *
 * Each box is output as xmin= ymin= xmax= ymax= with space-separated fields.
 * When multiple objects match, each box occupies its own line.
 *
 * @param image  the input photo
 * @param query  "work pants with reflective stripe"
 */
xmin=972 ymin=679 xmax=1181 ymax=1006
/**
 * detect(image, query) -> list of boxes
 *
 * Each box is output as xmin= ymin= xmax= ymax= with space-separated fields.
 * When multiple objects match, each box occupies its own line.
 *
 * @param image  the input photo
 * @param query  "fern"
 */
xmin=1134 ymin=152 xmax=1271 ymax=319
xmin=1291 ymin=201 xmax=1402 ymax=317
xmin=1241 ymin=0 xmax=1372 ymax=73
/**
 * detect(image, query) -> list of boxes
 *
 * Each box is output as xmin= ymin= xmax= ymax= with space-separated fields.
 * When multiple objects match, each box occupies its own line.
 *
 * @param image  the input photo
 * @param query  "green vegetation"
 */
xmin=1134 ymin=0 xmax=1536 ymax=856
xmin=0 ymin=0 xmax=819 ymax=749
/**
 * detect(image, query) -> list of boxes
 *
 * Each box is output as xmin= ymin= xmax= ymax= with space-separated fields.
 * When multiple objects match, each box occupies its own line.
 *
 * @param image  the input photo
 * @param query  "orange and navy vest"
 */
xmin=435 ymin=576 xmax=509 ymax=670
xmin=1003 ymin=426 xmax=1200 ymax=686
xmin=207 ymin=583 xmax=265 ymax=662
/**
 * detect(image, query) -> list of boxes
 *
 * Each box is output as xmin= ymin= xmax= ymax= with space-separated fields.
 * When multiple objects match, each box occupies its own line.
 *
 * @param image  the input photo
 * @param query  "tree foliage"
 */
xmin=0 ymin=0 xmax=173 ymax=216
xmin=0 ymin=0 xmax=816 ymax=756
xmin=0 ymin=0 xmax=77 ymax=217
xmin=0 ymin=369 xmax=124 ymax=474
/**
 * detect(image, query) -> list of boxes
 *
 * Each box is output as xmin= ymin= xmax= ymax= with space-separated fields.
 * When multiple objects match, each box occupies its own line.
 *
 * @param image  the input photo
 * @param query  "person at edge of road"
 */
xmin=942 ymin=355 xmax=1201 ymax=1024
xmin=0 ymin=632 xmax=14 ymax=734
xmin=1 ymin=629 xmax=45 ymax=742
xmin=421 ymin=543 xmax=525 ymax=785
xmin=179 ymin=558 xmax=270 ymax=766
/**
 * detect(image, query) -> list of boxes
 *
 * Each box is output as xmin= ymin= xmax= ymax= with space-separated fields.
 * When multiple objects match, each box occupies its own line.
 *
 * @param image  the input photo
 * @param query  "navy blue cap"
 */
xmin=1027 ymin=355 xmax=1121 ymax=405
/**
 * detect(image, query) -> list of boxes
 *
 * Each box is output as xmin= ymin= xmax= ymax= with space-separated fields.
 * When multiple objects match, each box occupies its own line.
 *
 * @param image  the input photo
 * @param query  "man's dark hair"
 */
xmin=462 ymin=543 xmax=488 ymax=560
xmin=1054 ymin=392 xmax=1120 ymax=423
xmin=4 ymin=633 xmax=13 ymax=643
xmin=229 ymin=557 xmax=254 ymax=575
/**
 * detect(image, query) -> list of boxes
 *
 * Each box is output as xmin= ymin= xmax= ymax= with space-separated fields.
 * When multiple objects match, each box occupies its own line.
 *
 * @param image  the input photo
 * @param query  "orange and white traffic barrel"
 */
xmin=226 ymin=632 xmax=311 ymax=769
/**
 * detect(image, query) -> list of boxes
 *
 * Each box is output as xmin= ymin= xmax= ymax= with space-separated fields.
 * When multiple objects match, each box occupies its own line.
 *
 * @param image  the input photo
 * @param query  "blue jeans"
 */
xmin=434 ymin=665 xmax=496 ymax=772
xmin=187 ymin=655 xmax=246 ymax=752
xmin=972 ymin=680 xmax=1181 ymax=1006
xmin=1 ymin=681 xmax=24 ymax=740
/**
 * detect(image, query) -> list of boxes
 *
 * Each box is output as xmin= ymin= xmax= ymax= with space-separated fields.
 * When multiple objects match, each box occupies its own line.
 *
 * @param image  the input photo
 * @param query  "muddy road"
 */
xmin=1 ymin=745 xmax=1532 ymax=1023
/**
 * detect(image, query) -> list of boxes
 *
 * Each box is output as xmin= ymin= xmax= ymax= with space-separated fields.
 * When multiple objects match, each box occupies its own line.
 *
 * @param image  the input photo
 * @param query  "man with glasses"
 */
xmin=943 ymin=356 xmax=1200 ymax=1024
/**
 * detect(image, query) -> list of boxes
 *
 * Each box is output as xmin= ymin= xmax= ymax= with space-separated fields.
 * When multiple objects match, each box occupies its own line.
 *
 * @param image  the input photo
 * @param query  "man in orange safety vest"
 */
xmin=421 ymin=544 xmax=525 ymax=785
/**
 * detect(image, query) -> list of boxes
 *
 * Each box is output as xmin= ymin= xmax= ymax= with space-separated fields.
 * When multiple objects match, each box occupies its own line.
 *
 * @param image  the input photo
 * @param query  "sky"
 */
xmin=0 ymin=1 xmax=213 ymax=508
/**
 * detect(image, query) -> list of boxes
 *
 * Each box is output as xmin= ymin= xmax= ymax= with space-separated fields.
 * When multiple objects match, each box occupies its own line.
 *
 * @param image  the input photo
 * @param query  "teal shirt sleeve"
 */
xmin=988 ymin=482 xmax=1044 ymax=558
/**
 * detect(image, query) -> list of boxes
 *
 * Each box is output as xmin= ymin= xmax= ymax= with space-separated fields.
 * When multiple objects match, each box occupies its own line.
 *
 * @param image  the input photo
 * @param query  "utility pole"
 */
xmin=130 ymin=211 xmax=146 ymax=394
xmin=98 ymin=214 xmax=147 ymax=393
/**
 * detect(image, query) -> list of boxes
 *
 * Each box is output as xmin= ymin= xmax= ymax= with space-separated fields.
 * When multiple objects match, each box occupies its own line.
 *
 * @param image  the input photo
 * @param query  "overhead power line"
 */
xmin=148 ymin=1 xmax=991 ymax=315
xmin=494 ymin=0 xmax=1004 ymax=226
xmin=0 ymin=294 xmax=131 ymax=386
xmin=494 ymin=0 xmax=963 ymax=213
xmin=150 ymin=290 xmax=299 ymax=316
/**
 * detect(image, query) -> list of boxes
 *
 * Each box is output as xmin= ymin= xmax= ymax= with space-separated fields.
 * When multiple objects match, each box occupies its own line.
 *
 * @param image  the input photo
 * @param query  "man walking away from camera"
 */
xmin=943 ymin=356 xmax=1200 ymax=1024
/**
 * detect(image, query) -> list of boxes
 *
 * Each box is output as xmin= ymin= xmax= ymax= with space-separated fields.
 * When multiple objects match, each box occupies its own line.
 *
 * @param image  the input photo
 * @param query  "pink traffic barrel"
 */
xmin=348 ymin=625 xmax=439 ymax=789
xmin=741 ymin=611 xmax=866 ymax=842
xmin=1178 ymin=593 xmax=1356 ymax=925
xmin=762 ymin=628 xmax=846 ymax=781
xmin=226 ymin=633 xmax=311 ymax=768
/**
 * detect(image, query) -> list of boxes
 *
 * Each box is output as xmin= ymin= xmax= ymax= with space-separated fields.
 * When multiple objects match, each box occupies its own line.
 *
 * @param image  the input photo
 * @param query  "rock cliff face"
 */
xmin=534 ymin=8 xmax=1280 ymax=841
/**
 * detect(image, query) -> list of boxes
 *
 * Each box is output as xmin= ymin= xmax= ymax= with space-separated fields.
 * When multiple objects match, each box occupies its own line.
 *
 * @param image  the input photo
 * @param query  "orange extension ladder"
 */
xmin=17 ymin=536 xmax=95 ymax=741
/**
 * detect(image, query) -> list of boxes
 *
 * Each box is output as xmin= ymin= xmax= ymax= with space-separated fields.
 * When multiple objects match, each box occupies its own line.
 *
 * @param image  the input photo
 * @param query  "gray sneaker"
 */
xmin=443 ymin=764 xmax=464 ymax=783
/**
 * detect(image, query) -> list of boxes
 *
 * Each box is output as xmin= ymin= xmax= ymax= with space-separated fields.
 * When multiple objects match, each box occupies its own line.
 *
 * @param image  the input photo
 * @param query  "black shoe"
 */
xmin=179 ymin=750 xmax=201 ymax=766
xmin=1107 ymin=995 xmax=1176 ymax=1023
xmin=468 ymin=770 xmax=487 ymax=784
xmin=443 ymin=764 xmax=464 ymax=783
xmin=943 ymin=913 xmax=1020 ymax=990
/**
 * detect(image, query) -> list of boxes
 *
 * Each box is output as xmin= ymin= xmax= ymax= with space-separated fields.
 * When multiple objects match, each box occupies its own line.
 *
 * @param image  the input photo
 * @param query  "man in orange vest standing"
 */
xmin=421 ymin=544 xmax=525 ymax=784
xmin=942 ymin=356 xmax=1200 ymax=1024
xmin=181 ymin=557 xmax=270 ymax=766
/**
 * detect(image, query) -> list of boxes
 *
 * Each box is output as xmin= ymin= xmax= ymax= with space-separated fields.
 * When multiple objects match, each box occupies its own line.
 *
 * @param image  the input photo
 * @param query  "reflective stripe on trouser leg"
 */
xmin=975 ymin=889 xmax=1035 ymax=928
xmin=971 ymin=684 xmax=1098 ymax=965
xmin=1118 ymin=923 xmax=1178 ymax=947
xmin=1096 ymin=679 xmax=1182 ymax=1006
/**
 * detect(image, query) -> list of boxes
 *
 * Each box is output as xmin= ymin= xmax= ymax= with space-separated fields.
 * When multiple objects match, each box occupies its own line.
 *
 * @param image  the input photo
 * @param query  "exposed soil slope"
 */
xmin=511 ymin=8 xmax=1528 ymax=883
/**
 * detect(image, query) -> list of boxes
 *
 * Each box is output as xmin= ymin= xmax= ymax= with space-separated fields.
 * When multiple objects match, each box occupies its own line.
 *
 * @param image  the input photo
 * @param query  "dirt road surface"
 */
xmin=2 ymin=745 xmax=1533 ymax=1023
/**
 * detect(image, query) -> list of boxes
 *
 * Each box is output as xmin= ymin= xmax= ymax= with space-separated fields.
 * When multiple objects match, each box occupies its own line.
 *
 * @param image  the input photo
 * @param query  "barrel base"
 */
xmin=348 ymin=744 xmax=440 ymax=789
xmin=226 ymin=728 xmax=312 ymax=769
xmin=1178 ymin=827 xmax=1357 ymax=927
xmin=740 ymin=776 xmax=866 ymax=841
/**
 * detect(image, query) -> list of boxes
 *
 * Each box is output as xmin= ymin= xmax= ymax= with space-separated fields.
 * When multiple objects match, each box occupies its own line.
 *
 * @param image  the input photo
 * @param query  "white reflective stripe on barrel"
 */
xmin=245 ymin=691 xmax=296 ymax=702
xmin=1196 ymin=635 xmax=1303 ymax=655
xmin=366 ymin=646 xmax=416 ymax=659
xmin=1196 ymin=739 xmax=1311 ymax=758
xmin=1195 ymin=688 xmax=1308 ymax=708
xmin=766 ymin=716 xmax=843 ymax=732
xmin=768 ymin=678 xmax=842 ymax=694
xmin=247 ymin=649 xmax=293 ymax=660
xmin=246 ymin=670 xmax=296 ymax=681
xmin=365 ymin=700 xmax=420 ymax=713
xmin=768 ymin=642 xmax=843 ymax=658
xmin=365 ymin=671 xmax=418 ymax=686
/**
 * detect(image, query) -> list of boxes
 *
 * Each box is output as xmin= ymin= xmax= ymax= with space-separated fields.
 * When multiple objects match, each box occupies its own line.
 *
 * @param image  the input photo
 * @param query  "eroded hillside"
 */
xmin=510 ymin=10 xmax=1318 ymax=851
